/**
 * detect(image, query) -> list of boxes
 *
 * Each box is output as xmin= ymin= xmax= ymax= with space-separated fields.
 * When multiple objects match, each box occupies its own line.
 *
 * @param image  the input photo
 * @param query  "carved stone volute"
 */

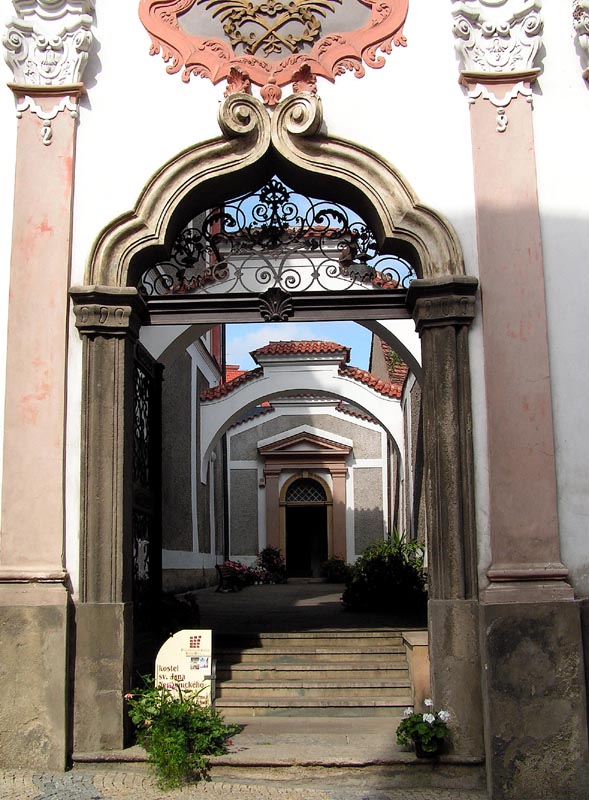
xmin=70 ymin=286 xmax=148 ymax=340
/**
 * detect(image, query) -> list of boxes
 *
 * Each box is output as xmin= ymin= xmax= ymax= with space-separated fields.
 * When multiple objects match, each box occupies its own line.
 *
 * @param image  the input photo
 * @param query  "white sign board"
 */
xmin=155 ymin=629 xmax=214 ymax=705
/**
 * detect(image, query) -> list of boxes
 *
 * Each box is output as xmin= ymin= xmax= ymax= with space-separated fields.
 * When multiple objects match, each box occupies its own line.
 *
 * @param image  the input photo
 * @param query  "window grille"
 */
xmin=286 ymin=478 xmax=326 ymax=503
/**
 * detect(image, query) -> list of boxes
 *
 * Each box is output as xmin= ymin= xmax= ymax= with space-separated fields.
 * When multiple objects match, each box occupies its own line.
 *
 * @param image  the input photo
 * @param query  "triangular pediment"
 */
xmin=258 ymin=431 xmax=352 ymax=458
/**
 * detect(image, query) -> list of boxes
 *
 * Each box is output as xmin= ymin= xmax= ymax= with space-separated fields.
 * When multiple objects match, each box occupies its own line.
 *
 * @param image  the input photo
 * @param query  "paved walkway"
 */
xmin=0 ymin=770 xmax=488 ymax=800
xmin=194 ymin=580 xmax=424 ymax=635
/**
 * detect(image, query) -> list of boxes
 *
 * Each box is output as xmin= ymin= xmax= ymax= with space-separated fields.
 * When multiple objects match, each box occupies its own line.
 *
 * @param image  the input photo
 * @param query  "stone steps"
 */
xmin=217 ymin=662 xmax=409 ymax=681
xmin=214 ymin=628 xmax=414 ymax=717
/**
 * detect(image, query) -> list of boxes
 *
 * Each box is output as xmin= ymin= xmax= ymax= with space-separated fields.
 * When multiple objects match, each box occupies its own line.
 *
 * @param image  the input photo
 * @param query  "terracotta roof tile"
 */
xmin=229 ymin=404 xmax=275 ymax=429
xmin=226 ymin=365 xmax=246 ymax=382
xmin=335 ymin=402 xmax=377 ymax=423
xmin=200 ymin=367 xmax=263 ymax=401
xmin=338 ymin=364 xmax=401 ymax=398
xmin=251 ymin=340 xmax=350 ymax=363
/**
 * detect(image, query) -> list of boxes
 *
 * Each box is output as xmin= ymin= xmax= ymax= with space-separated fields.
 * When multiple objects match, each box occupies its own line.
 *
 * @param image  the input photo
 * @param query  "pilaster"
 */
xmin=69 ymin=286 xmax=146 ymax=753
xmin=0 ymin=0 xmax=95 ymax=770
xmin=453 ymin=4 xmax=588 ymax=797
xmin=407 ymin=276 xmax=484 ymax=760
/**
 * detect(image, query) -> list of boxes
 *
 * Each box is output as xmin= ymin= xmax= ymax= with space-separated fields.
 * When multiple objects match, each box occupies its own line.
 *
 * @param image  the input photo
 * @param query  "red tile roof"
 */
xmin=200 ymin=342 xmax=400 ymax=401
xmin=338 ymin=364 xmax=402 ymax=398
xmin=200 ymin=367 xmax=263 ymax=401
xmin=251 ymin=340 xmax=351 ymax=364
xmin=335 ymin=402 xmax=376 ymax=423
xmin=225 ymin=364 xmax=246 ymax=382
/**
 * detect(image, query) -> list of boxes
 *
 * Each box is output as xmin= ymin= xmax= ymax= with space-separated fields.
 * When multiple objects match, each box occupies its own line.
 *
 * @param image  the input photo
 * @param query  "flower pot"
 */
xmin=414 ymin=738 xmax=440 ymax=758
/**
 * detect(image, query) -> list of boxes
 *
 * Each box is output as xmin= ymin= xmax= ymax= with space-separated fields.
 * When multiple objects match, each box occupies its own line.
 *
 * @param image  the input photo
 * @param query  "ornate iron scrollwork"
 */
xmin=139 ymin=177 xmax=415 ymax=297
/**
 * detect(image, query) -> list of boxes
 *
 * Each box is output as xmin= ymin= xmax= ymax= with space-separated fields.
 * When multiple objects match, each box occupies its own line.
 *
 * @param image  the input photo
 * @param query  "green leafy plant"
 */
xmin=320 ymin=555 xmax=352 ymax=583
xmin=341 ymin=533 xmax=427 ymax=614
xmin=396 ymin=700 xmax=450 ymax=755
xmin=256 ymin=546 xmax=287 ymax=583
xmin=125 ymin=677 xmax=240 ymax=788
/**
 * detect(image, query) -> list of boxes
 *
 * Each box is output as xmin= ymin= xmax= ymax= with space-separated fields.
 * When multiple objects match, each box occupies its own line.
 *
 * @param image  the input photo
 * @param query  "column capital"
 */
xmin=406 ymin=276 xmax=478 ymax=334
xmin=452 ymin=1 xmax=543 ymax=131
xmin=69 ymin=286 xmax=148 ymax=339
xmin=3 ymin=0 xmax=94 ymax=143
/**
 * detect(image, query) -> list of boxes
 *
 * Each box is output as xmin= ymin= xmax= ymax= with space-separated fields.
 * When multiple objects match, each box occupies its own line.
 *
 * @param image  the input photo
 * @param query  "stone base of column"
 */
xmin=429 ymin=599 xmax=485 ymax=759
xmin=480 ymin=598 xmax=589 ymax=800
xmin=73 ymin=602 xmax=133 ymax=753
xmin=0 ymin=583 xmax=70 ymax=770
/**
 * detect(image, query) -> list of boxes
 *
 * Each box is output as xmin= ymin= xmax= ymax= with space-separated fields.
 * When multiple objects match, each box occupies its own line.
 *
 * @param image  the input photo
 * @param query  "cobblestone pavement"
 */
xmin=0 ymin=769 xmax=488 ymax=800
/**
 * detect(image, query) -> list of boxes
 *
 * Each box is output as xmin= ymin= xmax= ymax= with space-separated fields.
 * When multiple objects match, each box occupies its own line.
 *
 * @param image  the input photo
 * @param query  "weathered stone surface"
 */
xmin=481 ymin=600 xmax=589 ymax=799
xmin=429 ymin=599 xmax=484 ymax=759
xmin=0 ymin=584 xmax=69 ymax=770
xmin=73 ymin=602 xmax=133 ymax=753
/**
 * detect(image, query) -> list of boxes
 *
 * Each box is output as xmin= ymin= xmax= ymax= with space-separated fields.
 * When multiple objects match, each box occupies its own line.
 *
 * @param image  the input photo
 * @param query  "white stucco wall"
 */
xmin=6 ymin=3 xmax=588 ymax=594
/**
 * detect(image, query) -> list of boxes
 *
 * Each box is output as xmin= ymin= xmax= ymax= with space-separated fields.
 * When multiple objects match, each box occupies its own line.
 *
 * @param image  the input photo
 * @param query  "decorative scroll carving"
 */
xmin=573 ymin=1 xmax=589 ymax=80
xmin=453 ymin=0 xmax=542 ymax=124
xmin=3 ymin=0 xmax=94 ymax=85
xmin=292 ymin=63 xmax=317 ymax=94
xmin=138 ymin=0 xmax=408 ymax=101
xmin=224 ymin=65 xmax=252 ymax=95
xmin=259 ymin=287 xmax=294 ymax=321
xmin=3 ymin=0 xmax=94 ymax=142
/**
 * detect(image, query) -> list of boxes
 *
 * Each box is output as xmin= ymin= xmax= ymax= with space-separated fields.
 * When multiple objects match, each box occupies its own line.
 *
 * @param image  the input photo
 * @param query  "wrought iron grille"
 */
xmin=131 ymin=346 xmax=162 ymax=638
xmin=286 ymin=478 xmax=327 ymax=503
xmin=139 ymin=178 xmax=416 ymax=296
xmin=133 ymin=362 xmax=151 ymax=488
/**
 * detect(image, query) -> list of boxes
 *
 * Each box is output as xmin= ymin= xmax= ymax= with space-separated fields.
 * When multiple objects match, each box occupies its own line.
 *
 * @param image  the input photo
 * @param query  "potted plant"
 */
xmin=396 ymin=699 xmax=450 ymax=757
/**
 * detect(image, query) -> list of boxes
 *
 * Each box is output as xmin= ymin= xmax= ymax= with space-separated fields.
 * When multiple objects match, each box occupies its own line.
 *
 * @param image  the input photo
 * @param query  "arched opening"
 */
xmin=70 ymin=92 xmax=481 ymax=757
xmin=283 ymin=475 xmax=330 ymax=578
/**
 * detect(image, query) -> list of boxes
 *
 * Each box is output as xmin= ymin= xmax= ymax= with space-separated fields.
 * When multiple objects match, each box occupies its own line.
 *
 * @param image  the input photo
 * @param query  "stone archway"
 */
xmin=69 ymin=92 xmax=482 ymax=757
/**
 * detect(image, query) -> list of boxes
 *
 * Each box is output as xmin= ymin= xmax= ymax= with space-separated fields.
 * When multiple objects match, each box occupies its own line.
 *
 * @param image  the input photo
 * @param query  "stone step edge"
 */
xmin=216 ymin=647 xmax=406 ymax=655
xmin=217 ymin=663 xmax=409 ymax=672
xmin=215 ymin=698 xmax=413 ymax=708
xmin=217 ymin=680 xmax=411 ymax=689
xmin=213 ymin=628 xmax=408 ymax=641
xmin=71 ymin=748 xmax=484 ymax=769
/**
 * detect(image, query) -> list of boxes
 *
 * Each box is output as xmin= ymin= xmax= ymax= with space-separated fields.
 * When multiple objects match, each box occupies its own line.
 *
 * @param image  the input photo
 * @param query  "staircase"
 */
xmin=214 ymin=629 xmax=412 ymax=717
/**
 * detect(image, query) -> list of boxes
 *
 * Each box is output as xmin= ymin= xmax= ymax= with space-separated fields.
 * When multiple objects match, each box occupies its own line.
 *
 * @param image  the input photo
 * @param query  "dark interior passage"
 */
xmin=286 ymin=505 xmax=328 ymax=578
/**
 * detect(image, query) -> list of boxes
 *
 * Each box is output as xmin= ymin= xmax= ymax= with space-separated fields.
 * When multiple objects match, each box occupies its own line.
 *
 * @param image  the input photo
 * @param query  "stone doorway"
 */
xmin=70 ymin=92 xmax=481 ymax=759
xmin=284 ymin=477 xmax=329 ymax=578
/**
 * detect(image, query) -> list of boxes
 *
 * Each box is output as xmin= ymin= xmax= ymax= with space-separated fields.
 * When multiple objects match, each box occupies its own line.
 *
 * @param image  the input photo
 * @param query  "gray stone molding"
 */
xmin=70 ymin=285 xmax=148 ymax=339
xmin=86 ymin=93 xmax=464 ymax=286
xmin=573 ymin=1 xmax=589 ymax=80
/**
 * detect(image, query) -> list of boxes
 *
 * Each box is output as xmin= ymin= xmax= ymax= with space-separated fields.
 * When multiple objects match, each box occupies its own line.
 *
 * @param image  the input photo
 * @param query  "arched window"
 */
xmin=285 ymin=478 xmax=327 ymax=504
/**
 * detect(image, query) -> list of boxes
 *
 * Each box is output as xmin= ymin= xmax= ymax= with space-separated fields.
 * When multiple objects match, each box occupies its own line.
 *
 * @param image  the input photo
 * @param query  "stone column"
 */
xmin=453 ymin=3 xmax=588 ymax=797
xmin=0 ymin=1 xmax=94 ymax=770
xmin=69 ymin=286 xmax=147 ymax=753
xmin=407 ymin=276 xmax=484 ymax=760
